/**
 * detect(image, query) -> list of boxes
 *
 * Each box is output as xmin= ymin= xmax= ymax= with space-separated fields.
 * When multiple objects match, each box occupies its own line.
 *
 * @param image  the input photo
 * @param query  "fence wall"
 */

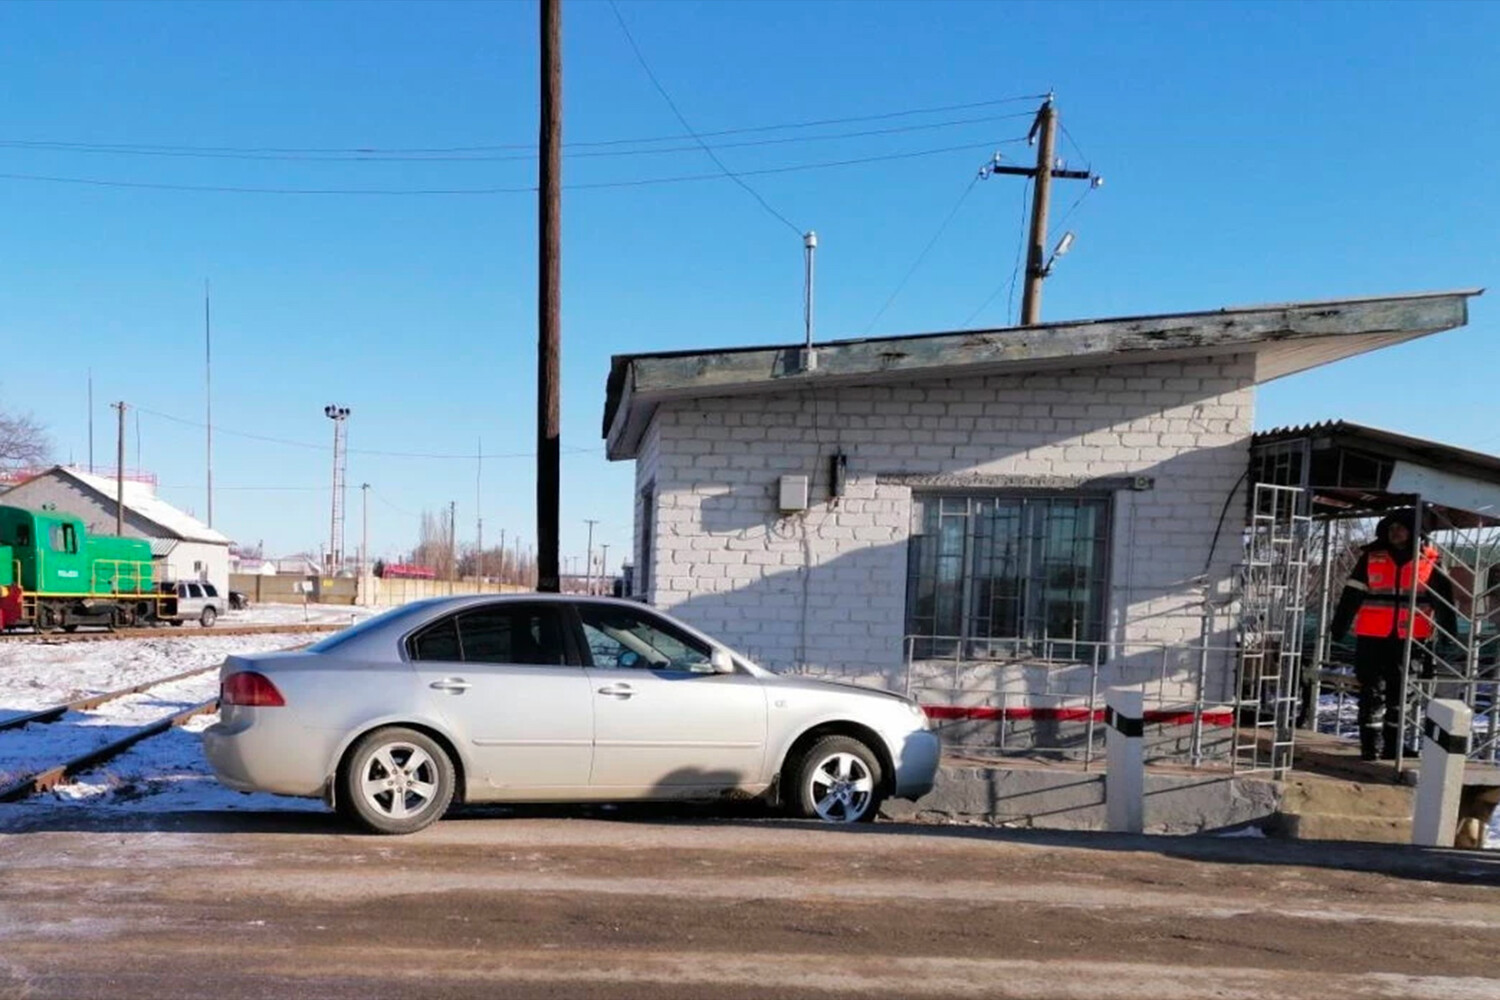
xmin=230 ymin=574 xmax=527 ymax=607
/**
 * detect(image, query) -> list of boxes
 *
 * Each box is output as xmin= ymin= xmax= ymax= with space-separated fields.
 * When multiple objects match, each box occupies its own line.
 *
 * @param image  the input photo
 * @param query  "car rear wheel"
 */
xmin=341 ymin=727 xmax=455 ymax=835
xmin=199 ymin=606 xmax=217 ymax=627
xmin=790 ymin=735 xmax=883 ymax=824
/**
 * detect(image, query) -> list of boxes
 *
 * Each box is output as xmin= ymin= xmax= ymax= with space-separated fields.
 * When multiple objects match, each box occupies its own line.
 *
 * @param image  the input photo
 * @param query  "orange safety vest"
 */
xmin=1353 ymin=546 xmax=1438 ymax=639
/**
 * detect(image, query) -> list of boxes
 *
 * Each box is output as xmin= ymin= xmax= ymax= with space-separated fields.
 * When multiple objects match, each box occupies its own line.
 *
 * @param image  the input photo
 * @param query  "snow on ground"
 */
xmin=224 ymin=601 xmax=375 ymax=628
xmin=0 ymin=630 xmax=333 ymax=824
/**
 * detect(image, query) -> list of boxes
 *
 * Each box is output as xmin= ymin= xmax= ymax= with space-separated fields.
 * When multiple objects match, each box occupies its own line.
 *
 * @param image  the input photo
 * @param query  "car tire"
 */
xmin=789 ymin=735 xmax=884 ymax=824
xmin=340 ymin=727 xmax=455 ymax=835
xmin=200 ymin=606 xmax=217 ymax=628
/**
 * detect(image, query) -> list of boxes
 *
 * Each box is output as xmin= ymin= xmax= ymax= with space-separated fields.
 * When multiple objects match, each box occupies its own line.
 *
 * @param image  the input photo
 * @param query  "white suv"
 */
xmin=173 ymin=581 xmax=223 ymax=627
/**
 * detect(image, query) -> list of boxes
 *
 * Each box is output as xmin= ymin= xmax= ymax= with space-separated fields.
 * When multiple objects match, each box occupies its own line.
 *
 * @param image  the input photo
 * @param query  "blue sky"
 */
xmin=0 ymin=0 xmax=1495 ymax=569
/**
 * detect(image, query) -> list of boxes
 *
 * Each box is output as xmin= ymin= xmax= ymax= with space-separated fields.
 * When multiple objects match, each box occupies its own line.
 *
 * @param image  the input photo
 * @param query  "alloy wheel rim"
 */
xmin=360 ymin=742 xmax=439 ymax=820
xmin=808 ymin=751 xmax=873 ymax=822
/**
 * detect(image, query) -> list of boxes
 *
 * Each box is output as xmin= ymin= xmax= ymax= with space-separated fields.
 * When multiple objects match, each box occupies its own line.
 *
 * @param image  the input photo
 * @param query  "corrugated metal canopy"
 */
xmin=1251 ymin=421 xmax=1500 ymax=526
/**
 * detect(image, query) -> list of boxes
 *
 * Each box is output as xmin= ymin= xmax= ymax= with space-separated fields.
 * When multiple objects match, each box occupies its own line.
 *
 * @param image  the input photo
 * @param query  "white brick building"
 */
xmin=603 ymin=292 xmax=1475 ymax=709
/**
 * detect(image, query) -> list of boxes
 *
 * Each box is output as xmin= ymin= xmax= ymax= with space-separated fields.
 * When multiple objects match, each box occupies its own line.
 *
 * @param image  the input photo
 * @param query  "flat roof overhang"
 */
xmin=604 ymin=290 xmax=1482 ymax=460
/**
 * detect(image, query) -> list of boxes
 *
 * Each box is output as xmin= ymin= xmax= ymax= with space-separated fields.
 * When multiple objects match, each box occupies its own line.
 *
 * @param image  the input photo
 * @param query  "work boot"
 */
xmin=1381 ymin=724 xmax=1402 ymax=761
xmin=1360 ymin=728 xmax=1379 ymax=762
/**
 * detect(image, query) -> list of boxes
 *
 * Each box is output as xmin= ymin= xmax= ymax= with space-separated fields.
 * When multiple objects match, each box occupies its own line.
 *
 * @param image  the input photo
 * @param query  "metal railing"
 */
xmin=902 ymin=633 xmax=1245 ymax=770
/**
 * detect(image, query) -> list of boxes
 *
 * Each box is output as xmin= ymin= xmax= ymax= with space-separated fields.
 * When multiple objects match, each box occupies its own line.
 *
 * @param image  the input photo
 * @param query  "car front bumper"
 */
xmin=889 ymin=728 xmax=941 ymax=801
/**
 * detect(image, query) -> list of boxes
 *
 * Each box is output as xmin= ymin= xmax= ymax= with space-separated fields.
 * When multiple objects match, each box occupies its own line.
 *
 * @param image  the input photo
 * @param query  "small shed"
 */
xmin=601 ymin=290 xmax=1480 ymax=745
xmin=1 ymin=466 xmax=232 ymax=596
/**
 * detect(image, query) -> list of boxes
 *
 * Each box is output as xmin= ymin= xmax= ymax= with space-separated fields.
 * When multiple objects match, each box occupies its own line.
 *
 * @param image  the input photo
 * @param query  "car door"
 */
xmin=409 ymin=602 xmax=593 ymax=797
xmin=576 ymin=602 xmax=768 ymax=794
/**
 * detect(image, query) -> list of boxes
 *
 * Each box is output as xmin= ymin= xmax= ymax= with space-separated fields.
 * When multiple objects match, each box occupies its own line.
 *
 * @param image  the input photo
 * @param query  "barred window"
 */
xmin=905 ymin=494 xmax=1111 ymax=659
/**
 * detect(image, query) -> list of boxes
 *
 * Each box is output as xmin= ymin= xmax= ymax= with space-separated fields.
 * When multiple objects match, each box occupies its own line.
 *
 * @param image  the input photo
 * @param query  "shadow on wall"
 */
xmin=661 ymin=431 xmax=1255 ymax=700
xmin=668 ymin=538 xmax=912 ymax=690
xmin=699 ymin=483 xmax=776 ymax=535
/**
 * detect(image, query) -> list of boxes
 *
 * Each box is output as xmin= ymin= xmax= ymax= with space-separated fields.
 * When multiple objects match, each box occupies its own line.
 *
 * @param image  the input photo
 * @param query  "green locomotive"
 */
xmin=0 ymin=505 xmax=174 ymax=631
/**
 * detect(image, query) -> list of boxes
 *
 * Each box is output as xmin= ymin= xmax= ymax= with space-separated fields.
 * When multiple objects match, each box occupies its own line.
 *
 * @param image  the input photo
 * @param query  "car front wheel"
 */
xmin=200 ymin=606 xmax=217 ymax=627
xmin=341 ymin=727 xmax=455 ymax=835
xmin=790 ymin=735 xmax=884 ymax=824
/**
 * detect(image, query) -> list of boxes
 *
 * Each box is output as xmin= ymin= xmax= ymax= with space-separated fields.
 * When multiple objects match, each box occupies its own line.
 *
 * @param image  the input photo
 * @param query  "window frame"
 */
xmin=904 ymin=490 xmax=1114 ymax=659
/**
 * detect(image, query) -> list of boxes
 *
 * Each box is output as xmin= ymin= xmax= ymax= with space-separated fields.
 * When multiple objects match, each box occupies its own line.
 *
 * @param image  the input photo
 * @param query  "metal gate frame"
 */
xmin=1234 ymin=483 xmax=1311 ymax=775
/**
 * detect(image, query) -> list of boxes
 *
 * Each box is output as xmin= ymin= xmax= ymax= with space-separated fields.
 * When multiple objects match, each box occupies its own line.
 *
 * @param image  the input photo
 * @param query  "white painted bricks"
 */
xmin=633 ymin=357 xmax=1255 ymax=694
xmin=1106 ymin=686 xmax=1146 ymax=834
xmin=1412 ymin=698 xmax=1472 ymax=847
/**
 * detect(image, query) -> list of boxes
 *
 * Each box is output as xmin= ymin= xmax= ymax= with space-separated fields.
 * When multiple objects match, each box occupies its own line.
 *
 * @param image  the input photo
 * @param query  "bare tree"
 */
xmin=0 ymin=409 xmax=49 ymax=473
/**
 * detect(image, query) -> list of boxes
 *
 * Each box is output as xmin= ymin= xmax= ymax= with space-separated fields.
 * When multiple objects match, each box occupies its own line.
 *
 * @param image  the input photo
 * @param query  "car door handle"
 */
xmin=429 ymin=678 xmax=471 ymax=693
xmin=596 ymin=683 xmax=634 ymax=699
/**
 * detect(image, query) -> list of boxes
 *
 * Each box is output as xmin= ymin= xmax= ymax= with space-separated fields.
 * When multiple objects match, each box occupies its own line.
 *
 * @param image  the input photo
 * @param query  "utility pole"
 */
xmin=499 ymin=528 xmax=507 ymax=584
xmin=449 ymin=500 xmax=458 ymax=584
xmin=476 ymin=438 xmax=483 ymax=586
xmin=87 ymin=369 xmax=94 ymax=474
xmin=600 ymin=542 xmax=611 ymax=593
xmin=205 ymin=279 xmax=214 ymax=528
xmin=113 ymin=401 xmax=126 ymax=535
xmin=536 ymin=0 xmax=562 ymax=593
xmin=324 ymin=405 xmax=351 ymax=574
xmin=360 ymin=483 xmax=370 ymax=584
xmin=982 ymin=95 xmax=1099 ymax=325
xmin=583 ymin=518 xmax=598 ymax=595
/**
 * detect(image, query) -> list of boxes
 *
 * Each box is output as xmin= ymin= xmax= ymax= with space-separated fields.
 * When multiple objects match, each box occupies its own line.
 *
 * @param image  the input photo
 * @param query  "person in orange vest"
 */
xmin=1330 ymin=512 xmax=1456 ymax=760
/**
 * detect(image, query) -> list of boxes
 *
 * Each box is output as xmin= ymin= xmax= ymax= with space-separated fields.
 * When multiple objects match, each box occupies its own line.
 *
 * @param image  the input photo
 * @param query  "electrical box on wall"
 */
xmin=778 ymin=474 xmax=809 ymax=513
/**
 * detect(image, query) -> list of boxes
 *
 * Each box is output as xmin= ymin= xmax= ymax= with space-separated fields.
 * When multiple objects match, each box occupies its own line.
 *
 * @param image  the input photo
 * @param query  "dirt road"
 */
xmin=1 ymin=808 xmax=1498 ymax=999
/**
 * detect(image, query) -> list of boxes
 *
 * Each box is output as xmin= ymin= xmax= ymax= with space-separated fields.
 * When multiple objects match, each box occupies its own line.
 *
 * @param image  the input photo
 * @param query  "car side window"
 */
xmin=202 ymin=584 xmax=219 ymax=598
xmin=188 ymin=583 xmax=204 ymax=599
xmin=457 ymin=606 xmax=568 ymax=666
xmin=577 ymin=604 xmax=713 ymax=672
xmin=408 ymin=617 xmax=461 ymax=662
xmin=406 ymin=606 xmax=569 ymax=666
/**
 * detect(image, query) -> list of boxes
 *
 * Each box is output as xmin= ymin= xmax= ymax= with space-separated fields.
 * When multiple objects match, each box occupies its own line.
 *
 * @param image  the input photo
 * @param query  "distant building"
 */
xmin=1 ymin=465 xmax=232 ymax=595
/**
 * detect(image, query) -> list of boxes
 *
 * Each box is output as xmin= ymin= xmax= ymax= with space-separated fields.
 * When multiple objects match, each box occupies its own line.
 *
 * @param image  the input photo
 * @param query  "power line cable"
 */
xmin=369 ymin=487 xmax=422 ymax=520
xmin=135 ymin=405 xmax=600 ymax=460
xmin=863 ymin=174 xmax=979 ymax=333
xmin=0 ymin=111 xmax=1037 ymax=164
xmin=1059 ymin=120 xmax=1091 ymax=169
xmin=0 ymin=138 xmax=1026 ymax=196
xmin=1047 ymin=182 xmax=1097 ymax=247
xmin=0 ymin=95 xmax=1048 ymax=157
xmin=960 ymin=176 xmax=1031 ymax=327
xmin=608 ymin=0 xmax=801 ymax=235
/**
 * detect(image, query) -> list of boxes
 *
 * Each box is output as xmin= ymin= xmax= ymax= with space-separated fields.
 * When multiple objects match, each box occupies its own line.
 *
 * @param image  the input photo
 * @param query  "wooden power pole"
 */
xmin=536 ymin=0 xmax=562 ymax=594
xmin=984 ymin=96 xmax=1098 ymax=325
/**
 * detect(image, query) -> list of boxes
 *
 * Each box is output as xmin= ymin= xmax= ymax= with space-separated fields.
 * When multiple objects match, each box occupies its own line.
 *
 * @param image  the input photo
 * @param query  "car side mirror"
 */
xmin=709 ymin=649 xmax=735 ymax=674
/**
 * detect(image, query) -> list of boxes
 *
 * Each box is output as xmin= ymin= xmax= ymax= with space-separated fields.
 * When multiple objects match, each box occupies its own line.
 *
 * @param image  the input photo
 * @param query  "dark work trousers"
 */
xmin=1353 ymin=637 xmax=1409 ymax=760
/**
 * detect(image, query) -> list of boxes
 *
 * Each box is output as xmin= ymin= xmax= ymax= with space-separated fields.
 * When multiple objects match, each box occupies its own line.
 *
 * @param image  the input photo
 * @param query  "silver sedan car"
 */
xmin=203 ymin=595 xmax=940 ymax=834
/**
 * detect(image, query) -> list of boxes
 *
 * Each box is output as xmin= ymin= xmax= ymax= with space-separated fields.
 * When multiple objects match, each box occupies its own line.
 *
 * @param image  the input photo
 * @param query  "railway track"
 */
xmin=0 ymin=622 xmax=343 ymax=644
xmin=0 ymin=699 xmax=218 ymax=802
xmin=0 ymin=632 xmax=324 ymax=803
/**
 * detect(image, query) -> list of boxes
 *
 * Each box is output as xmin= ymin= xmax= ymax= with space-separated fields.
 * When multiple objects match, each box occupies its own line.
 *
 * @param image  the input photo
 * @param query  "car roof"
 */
xmin=308 ymin=593 xmax=677 ymax=662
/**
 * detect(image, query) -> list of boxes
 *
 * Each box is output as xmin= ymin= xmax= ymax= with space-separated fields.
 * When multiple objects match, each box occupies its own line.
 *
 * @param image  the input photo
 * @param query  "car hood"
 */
xmin=760 ymin=672 xmax=916 ymax=706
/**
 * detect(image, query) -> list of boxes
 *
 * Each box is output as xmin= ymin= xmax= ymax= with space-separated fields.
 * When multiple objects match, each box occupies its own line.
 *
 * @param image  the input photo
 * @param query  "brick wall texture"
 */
xmin=630 ymin=355 xmax=1255 ymax=700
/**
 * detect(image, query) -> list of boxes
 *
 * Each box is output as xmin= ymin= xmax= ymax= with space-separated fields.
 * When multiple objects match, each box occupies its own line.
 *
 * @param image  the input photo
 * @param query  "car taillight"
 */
xmin=221 ymin=671 xmax=285 ymax=707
